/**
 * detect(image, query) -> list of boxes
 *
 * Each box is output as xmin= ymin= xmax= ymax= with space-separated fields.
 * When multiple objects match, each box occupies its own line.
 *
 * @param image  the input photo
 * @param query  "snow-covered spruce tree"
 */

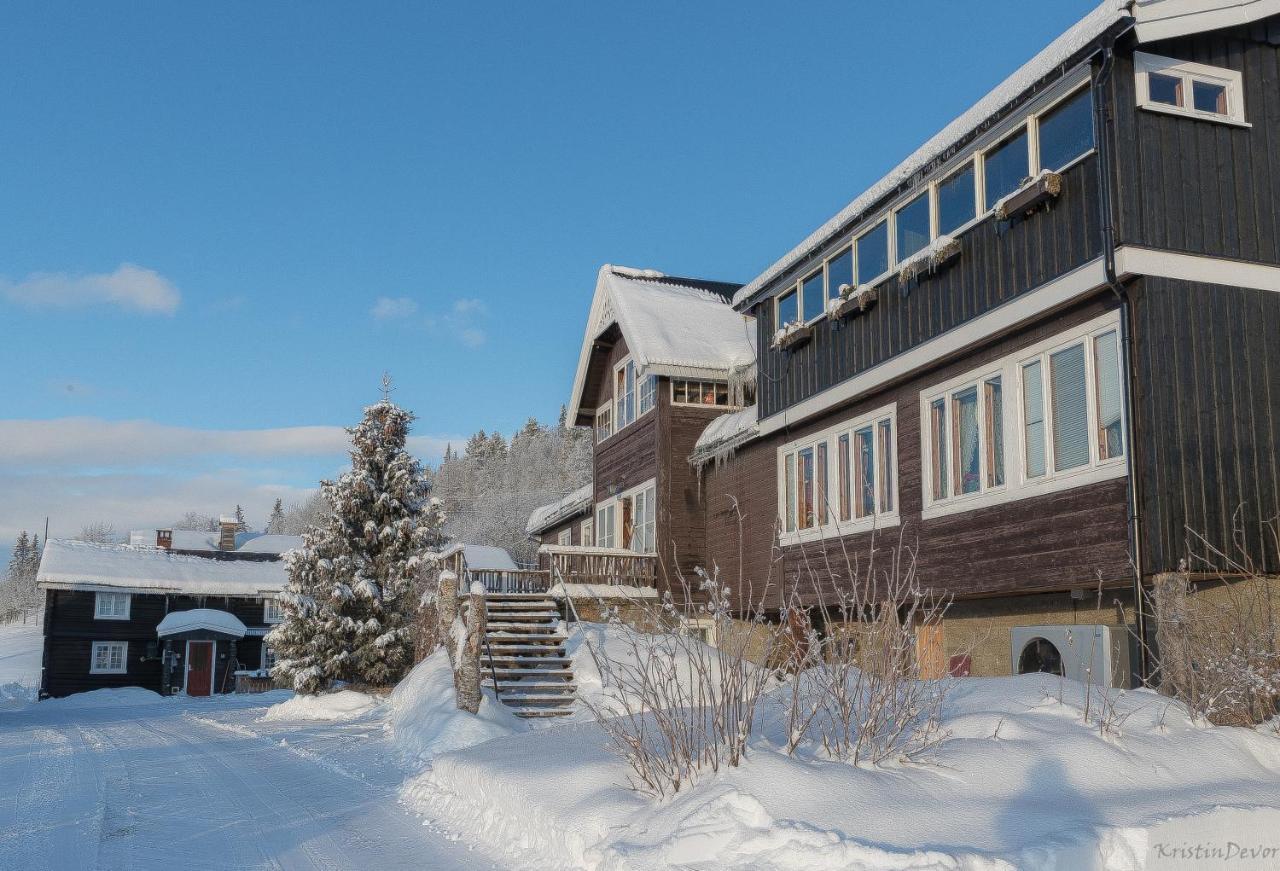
xmin=265 ymin=498 xmax=286 ymax=534
xmin=268 ymin=395 xmax=446 ymax=693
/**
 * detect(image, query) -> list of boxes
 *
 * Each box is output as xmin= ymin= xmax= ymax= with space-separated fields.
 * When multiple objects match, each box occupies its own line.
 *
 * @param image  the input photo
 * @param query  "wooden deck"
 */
xmin=433 ymin=546 xmax=656 ymax=595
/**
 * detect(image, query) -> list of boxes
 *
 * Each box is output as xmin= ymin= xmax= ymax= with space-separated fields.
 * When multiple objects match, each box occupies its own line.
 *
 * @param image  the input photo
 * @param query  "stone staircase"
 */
xmin=479 ymin=593 xmax=576 ymax=718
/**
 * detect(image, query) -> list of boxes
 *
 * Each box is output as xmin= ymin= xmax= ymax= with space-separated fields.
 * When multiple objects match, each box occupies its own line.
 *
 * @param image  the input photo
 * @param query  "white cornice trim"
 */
xmin=1133 ymin=0 xmax=1280 ymax=43
xmin=1115 ymin=246 xmax=1280 ymax=292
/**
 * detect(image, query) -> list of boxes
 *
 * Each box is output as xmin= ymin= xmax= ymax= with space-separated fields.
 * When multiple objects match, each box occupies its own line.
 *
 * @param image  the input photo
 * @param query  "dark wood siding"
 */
xmin=594 ymin=411 xmax=658 ymax=504
xmin=655 ymin=385 xmax=726 ymax=586
xmin=538 ymin=514 xmax=589 ymax=548
xmin=706 ymin=297 xmax=1133 ymax=607
xmin=1130 ymin=275 xmax=1280 ymax=575
xmin=755 ymin=155 xmax=1103 ymax=418
xmin=1112 ymin=22 xmax=1280 ymax=265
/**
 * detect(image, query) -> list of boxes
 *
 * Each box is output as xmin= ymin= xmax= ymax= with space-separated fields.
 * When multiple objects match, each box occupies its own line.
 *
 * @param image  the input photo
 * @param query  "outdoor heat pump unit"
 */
xmin=1010 ymin=624 xmax=1131 ymax=689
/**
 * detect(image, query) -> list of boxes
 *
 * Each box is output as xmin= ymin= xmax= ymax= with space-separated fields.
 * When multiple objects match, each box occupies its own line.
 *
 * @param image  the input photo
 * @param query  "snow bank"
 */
xmin=402 ymin=626 xmax=1280 ymax=871
xmin=387 ymin=650 xmax=528 ymax=765
xmin=0 ymin=619 xmax=43 ymax=709
xmin=39 ymin=687 xmax=165 ymax=709
xmin=261 ymin=689 xmax=381 ymax=723
xmin=0 ymin=682 xmax=36 ymax=712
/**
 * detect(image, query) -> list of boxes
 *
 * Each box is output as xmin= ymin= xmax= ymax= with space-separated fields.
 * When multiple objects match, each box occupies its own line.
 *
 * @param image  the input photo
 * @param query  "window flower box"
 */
xmin=896 ymin=235 xmax=962 ymax=288
xmin=993 ymin=170 xmax=1063 ymax=221
xmin=827 ymin=283 xmax=879 ymax=320
xmin=771 ymin=320 xmax=813 ymax=351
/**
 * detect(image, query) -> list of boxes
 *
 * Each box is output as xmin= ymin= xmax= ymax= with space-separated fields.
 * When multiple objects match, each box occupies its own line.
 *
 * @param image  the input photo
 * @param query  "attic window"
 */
xmin=1135 ymin=52 xmax=1245 ymax=125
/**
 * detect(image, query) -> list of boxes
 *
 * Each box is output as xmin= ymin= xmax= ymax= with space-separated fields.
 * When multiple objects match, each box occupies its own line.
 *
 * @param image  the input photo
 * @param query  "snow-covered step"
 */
xmin=482 ymin=590 xmax=575 ymax=719
xmin=487 ymin=670 xmax=574 ymax=682
xmin=483 ymin=659 xmax=573 ymax=670
xmin=486 ymin=644 xmax=567 ymax=655
xmin=484 ymin=610 xmax=558 ymax=619
xmin=487 ymin=623 xmax=563 ymax=633
xmin=512 ymin=708 xmax=573 ymax=718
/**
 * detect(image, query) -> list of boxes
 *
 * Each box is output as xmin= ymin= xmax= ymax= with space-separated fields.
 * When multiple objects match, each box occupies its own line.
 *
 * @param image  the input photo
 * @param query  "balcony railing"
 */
xmin=429 ymin=544 xmax=658 ymax=596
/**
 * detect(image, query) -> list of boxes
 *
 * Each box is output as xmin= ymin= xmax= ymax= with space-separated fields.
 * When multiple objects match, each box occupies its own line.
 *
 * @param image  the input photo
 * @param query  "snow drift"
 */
xmin=261 ymin=689 xmax=381 ymax=723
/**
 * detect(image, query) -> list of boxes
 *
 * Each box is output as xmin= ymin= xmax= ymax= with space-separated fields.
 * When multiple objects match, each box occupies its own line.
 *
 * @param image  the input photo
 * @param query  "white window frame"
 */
xmin=94 ymin=591 xmax=131 ymax=621
xmin=595 ymin=503 xmax=616 ymax=549
xmin=612 ymin=356 xmax=653 ymax=434
xmin=670 ymin=379 xmax=734 ymax=408
xmin=90 ymin=640 xmax=128 ymax=674
xmin=263 ymin=597 xmax=284 ymax=624
xmin=921 ymin=366 xmax=1010 ymax=512
xmin=579 ymin=518 xmax=593 ymax=547
xmin=557 ymin=528 xmax=573 ymax=547
xmin=1134 ymin=51 xmax=1247 ymax=127
xmin=596 ymin=479 xmax=657 ymax=554
xmin=777 ymin=403 xmax=899 ymax=545
xmin=638 ymin=372 xmax=657 ymax=416
xmin=594 ymin=403 xmax=613 ymax=444
xmin=920 ymin=312 xmax=1128 ymax=520
xmin=682 ymin=617 xmax=719 ymax=647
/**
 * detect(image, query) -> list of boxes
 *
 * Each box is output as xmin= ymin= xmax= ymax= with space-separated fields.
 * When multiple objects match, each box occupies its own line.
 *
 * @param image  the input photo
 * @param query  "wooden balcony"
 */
xmin=538 ymin=545 xmax=657 ymax=588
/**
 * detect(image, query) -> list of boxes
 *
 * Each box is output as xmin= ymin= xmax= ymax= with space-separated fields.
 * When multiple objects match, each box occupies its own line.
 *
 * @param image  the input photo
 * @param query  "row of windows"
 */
xmin=1135 ymin=51 xmax=1245 ymax=125
xmin=774 ymin=85 xmax=1096 ymax=333
xmin=777 ymin=317 xmax=1126 ymax=539
xmin=92 ymin=591 xmax=283 ymax=624
xmin=594 ymin=481 xmax=656 ymax=553
xmin=88 ymin=640 xmax=278 ymax=676
xmin=597 ymin=366 xmax=745 ymax=443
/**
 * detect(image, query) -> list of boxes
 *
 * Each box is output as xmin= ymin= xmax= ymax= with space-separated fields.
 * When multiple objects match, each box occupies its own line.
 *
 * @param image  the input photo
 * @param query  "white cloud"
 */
xmin=371 ymin=296 xmax=419 ymax=320
xmin=452 ymin=298 xmax=485 ymax=316
xmin=1 ymin=263 xmax=181 ymax=315
xmin=0 ymin=419 xmax=460 ymax=470
xmin=424 ymin=297 xmax=488 ymax=346
xmin=459 ymin=328 xmax=486 ymax=347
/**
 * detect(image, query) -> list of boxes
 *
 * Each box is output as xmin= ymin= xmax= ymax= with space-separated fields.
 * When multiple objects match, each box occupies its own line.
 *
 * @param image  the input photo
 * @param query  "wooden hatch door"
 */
xmin=186 ymin=641 xmax=214 ymax=696
xmin=915 ymin=624 xmax=946 ymax=680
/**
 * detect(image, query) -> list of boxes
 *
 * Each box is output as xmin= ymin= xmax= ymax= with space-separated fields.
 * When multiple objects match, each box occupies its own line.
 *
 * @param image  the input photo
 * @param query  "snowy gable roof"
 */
xmin=731 ymin=0 xmax=1133 ymax=310
xmin=429 ymin=542 xmax=520 ymax=571
xmin=526 ymin=484 xmax=593 ymax=536
xmin=566 ymin=265 xmax=755 ymax=424
xmin=38 ymin=539 xmax=287 ymax=596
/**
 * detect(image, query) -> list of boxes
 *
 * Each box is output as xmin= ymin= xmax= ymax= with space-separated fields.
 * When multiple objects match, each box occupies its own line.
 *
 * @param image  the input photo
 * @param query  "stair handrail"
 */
xmin=552 ymin=562 xmax=581 ymax=624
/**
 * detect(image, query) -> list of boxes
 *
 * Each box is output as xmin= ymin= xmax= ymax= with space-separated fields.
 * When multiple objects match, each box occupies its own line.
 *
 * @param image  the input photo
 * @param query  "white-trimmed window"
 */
xmin=261 ymin=644 xmax=277 ymax=672
xmin=1135 ymin=52 xmax=1245 ymax=125
xmin=595 ymin=404 xmax=613 ymax=443
xmin=638 ymin=374 xmax=657 ymax=416
xmin=579 ymin=518 xmax=593 ymax=547
xmin=263 ymin=597 xmax=284 ymax=624
xmin=94 ymin=591 xmax=131 ymax=620
xmin=90 ymin=641 xmax=128 ymax=674
xmin=920 ymin=313 xmax=1127 ymax=519
xmin=672 ymin=379 xmax=730 ymax=407
xmin=778 ymin=404 xmax=898 ymax=541
xmin=924 ymin=373 xmax=1007 ymax=505
xmin=629 ymin=484 xmax=656 ymax=554
xmin=596 ymin=503 xmax=616 ymax=549
xmin=557 ymin=529 xmax=573 ymax=546
xmin=615 ymin=359 xmax=637 ymax=430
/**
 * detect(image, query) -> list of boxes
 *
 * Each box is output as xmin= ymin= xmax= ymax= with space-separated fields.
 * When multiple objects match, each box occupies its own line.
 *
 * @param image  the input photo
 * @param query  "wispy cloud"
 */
xmin=1 ymin=263 xmax=181 ymax=315
xmin=425 ymin=296 xmax=488 ymax=346
xmin=371 ymin=295 xmax=419 ymax=320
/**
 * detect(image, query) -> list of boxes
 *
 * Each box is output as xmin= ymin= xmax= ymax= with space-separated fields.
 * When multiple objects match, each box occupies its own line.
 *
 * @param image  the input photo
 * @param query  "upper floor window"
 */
xmin=895 ymin=191 xmax=931 ymax=263
xmin=615 ymin=359 xmax=637 ymax=429
xmin=983 ymin=128 xmax=1029 ymax=209
xmin=778 ymin=404 xmax=898 ymax=540
xmin=1036 ymin=87 xmax=1094 ymax=173
xmin=263 ymin=598 xmax=284 ymax=624
xmin=921 ymin=315 xmax=1126 ymax=519
xmin=595 ymin=405 xmax=612 ymax=443
xmin=638 ymin=373 xmax=657 ymax=416
xmin=672 ymin=379 xmax=732 ymax=407
xmin=855 ymin=220 xmax=890 ymax=285
xmin=95 ymin=591 xmax=131 ymax=620
xmin=937 ymin=164 xmax=976 ymax=236
xmin=1135 ymin=52 xmax=1245 ymax=126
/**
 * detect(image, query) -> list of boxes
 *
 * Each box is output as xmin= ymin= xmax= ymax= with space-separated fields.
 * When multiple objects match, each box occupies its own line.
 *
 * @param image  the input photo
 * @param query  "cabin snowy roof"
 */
xmin=691 ymin=405 xmax=760 ymax=466
xmin=567 ymin=265 xmax=755 ymax=424
xmin=128 ymin=529 xmax=302 ymax=555
xmin=430 ymin=542 xmax=520 ymax=572
xmin=156 ymin=609 xmax=248 ymax=638
xmin=526 ymin=484 xmax=594 ymax=535
xmin=730 ymin=0 xmax=1133 ymax=309
xmin=38 ymin=539 xmax=287 ymax=596
xmin=235 ymin=534 xmax=303 ymax=554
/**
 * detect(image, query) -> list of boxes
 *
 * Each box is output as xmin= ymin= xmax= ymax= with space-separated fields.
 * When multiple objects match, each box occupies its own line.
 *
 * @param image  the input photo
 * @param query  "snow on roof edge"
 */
xmin=526 ymin=484 xmax=594 ymax=535
xmin=731 ymin=0 xmax=1132 ymax=309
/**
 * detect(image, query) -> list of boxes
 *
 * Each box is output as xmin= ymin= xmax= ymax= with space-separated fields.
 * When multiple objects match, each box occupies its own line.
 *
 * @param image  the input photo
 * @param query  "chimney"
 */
xmin=218 ymin=516 xmax=238 ymax=551
xmin=156 ymin=529 xmax=173 ymax=550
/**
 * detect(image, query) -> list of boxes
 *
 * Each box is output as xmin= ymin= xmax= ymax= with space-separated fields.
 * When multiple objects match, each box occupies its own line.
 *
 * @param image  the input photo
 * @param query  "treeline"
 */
xmin=1 ymin=532 xmax=42 ymax=622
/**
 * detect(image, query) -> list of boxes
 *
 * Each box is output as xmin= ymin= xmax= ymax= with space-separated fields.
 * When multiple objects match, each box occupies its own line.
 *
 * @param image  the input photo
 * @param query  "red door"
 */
xmin=187 ymin=641 xmax=214 ymax=696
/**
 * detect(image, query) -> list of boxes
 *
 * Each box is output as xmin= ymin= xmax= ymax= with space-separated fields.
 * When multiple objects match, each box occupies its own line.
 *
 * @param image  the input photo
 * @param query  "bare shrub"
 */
xmin=781 ymin=530 xmax=956 ymax=764
xmin=1147 ymin=517 xmax=1280 ymax=727
xmin=580 ymin=566 xmax=782 ymax=798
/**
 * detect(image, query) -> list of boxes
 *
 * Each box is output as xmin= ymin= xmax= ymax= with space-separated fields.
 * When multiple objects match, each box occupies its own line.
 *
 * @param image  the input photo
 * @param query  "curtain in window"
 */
xmin=1093 ymin=331 xmax=1124 ymax=460
xmin=984 ymin=377 xmax=1005 ymax=487
xmin=931 ymin=399 xmax=949 ymax=499
xmin=784 ymin=454 xmax=797 ymax=532
xmin=837 ymin=434 xmax=851 ymax=521
xmin=1023 ymin=361 xmax=1046 ymax=478
xmin=877 ymin=420 xmax=894 ymax=513
xmin=953 ymin=386 xmax=980 ymax=495
xmin=1050 ymin=344 xmax=1090 ymax=470
xmin=855 ymin=427 xmax=875 ymax=518
xmin=798 ymin=448 xmax=815 ymax=529
xmin=815 ymin=443 xmax=828 ymax=525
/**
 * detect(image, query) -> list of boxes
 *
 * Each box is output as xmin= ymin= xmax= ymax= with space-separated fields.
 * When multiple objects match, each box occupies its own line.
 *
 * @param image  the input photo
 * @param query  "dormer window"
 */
xmin=1135 ymin=52 xmax=1245 ymax=126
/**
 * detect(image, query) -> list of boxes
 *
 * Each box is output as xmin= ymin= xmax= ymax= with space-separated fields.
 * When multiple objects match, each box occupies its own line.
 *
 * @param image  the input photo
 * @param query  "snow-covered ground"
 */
xmin=0 ymin=685 xmax=504 ymax=870
xmin=0 ymin=617 xmax=43 ymax=710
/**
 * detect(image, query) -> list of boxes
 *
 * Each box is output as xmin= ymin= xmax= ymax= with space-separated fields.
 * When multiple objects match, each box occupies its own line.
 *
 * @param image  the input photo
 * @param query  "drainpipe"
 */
xmin=1092 ymin=36 xmax=1148 ymax=681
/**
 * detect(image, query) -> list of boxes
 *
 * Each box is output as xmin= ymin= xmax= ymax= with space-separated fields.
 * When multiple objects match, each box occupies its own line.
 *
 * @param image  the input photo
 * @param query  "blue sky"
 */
xmin=0 ymin=0 xmax=1098 ymax=544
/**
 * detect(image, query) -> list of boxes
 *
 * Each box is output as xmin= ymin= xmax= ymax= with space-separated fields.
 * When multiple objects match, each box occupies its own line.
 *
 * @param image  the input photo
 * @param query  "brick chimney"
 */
xmin=156 ymin=529 xmax=173 ymax=550
xmin=218 ymin=516 xmax=238 ymax=551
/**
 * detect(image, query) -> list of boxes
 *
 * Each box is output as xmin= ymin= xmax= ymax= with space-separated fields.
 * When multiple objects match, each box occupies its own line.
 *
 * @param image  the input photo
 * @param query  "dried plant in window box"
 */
xmin=827 ymin=283 xmax=879 ymax=320
xmin=896 ymin=235 xmax=962 ymax=289
xmin=771 ymin=320 xmax=813 ymax=351
xmin=993 ymin=170 xmax=1063 ymax=221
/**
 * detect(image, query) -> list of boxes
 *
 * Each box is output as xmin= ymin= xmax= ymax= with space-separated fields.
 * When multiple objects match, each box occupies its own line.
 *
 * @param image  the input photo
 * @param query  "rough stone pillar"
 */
xmin=455 ymin=582 xmax=487 ymax=714
xmin=436 ymin=570 xmax=459 ymax=670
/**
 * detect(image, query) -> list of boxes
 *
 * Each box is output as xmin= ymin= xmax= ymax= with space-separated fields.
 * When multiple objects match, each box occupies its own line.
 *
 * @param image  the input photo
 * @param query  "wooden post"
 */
xmin=437 ymin=570 xmax=459 ymax=671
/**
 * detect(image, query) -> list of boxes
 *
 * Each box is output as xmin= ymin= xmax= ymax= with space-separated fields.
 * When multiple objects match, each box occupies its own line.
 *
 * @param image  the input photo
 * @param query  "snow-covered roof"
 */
xmin=429 ymin=543 xmax=519 ymax=572
xmin=235 ymin=534 xmax=303 ymax=554
xmin=691 ymin=405 xmax=760 ymax=466
xmin=38 ymin=539 xmax=287 ymax=596
xmin=525 ymin=484 xmax=593 ymax=536
xmin=731 ymin=0 xmax=1133 ymax=309
xmin=156 ymin=609 xmax=248 ymax=638
xmin=566 ymin=265 xmax=755 ymax=424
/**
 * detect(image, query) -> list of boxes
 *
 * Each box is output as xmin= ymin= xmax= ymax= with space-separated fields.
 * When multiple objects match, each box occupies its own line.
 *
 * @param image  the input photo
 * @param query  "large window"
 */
xmin=826 ymin=247 xmax=853 ymax=300
xmin=672 ymin=379 xmax=733 ymax=407
xmin=596 ymin=503 xmax=616 ymax=549
xmin=638 ymin=374 xmax=657 ymax=416
xmin=895 ymin=192 xmax=931 ymax=262
xmin=263 ymin=598 xmax=284 ymax=624
xmin=595 ymin=405 xmax=612 ymax=443
xmin=983 ymin=129 xmax=1029 ymax=208
xmin=925 ymin=373 xmax=1005 ymax=505
xmin=95 ymin=592 xmax=131 ymax=620
xmin=776 ymin=287 xmax=798 ymax=329
xmin=922 ymin=315 xmax=1126 ymax=518
xmin=937 ymin=164 xmax=976 ymax=235
xmin=615 ymin=360 xmax=637 ymax=429
xmin=597 ymin=482 xmax=656 ymax=554
xmin=779 ymin=405 xmax=898 ymax=539
xmin=1037 ymin=88 xmax=1094 ymax=172
xmin=90 ymin=641 xmax=128 ymax=674
xmin=802 ymin=269 xmax=824 ymax=322
xmin=856 ymin=220 xmax=889 ymax=285
xmin=1135 ymin=52 xmax=1245 ymax=125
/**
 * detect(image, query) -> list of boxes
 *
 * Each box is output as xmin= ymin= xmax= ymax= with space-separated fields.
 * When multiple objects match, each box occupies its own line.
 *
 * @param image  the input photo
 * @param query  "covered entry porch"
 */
xmin=156 ymin=609 xmax=248 ymax=696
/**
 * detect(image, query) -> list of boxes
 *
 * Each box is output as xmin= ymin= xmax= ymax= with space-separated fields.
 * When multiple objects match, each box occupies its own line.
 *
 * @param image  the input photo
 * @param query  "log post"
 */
xmin=437 ymin=569 xmax=459 ymax=670
xmin=456 ymin=581 xmax=487 ymax=714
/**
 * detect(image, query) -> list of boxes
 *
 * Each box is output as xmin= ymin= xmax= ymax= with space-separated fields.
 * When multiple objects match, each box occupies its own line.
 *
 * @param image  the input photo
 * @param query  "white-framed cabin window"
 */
xmin=261 ymin=644 xmax=277 ymax=672
xmin=94 ymin=591 xmax=131 ymax=620
xmin=90 ymin=640 xmax=128 ymax=674
xmin=638 ymin=373 xmax=657 ymax=416
xmin=615 ymin=359 xmax=637 ymax=430
xmin=920 ymin=313 xmax=1127 ymax=520
xmin=1034 ymin=86 xmax=1095 ymax=174
xmin=557 ymin=528 xmax=573 ymax=546
xmin=579 ymin=518 xmax=593 ymax=547
xmin=595 ymin=404 xmax=613 ymax=444
xmin=778 ymin=403 xmax=898 ymax=543
xmin=595 ymin=503 xmax=616 ymax=549
xmin=1135 ymin=51 xmax=1246 ymax=126
xmin=263 ymin=597 xmax=284 ymax=624
xmin=672 ymin=379 xmax=733 ymax=407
